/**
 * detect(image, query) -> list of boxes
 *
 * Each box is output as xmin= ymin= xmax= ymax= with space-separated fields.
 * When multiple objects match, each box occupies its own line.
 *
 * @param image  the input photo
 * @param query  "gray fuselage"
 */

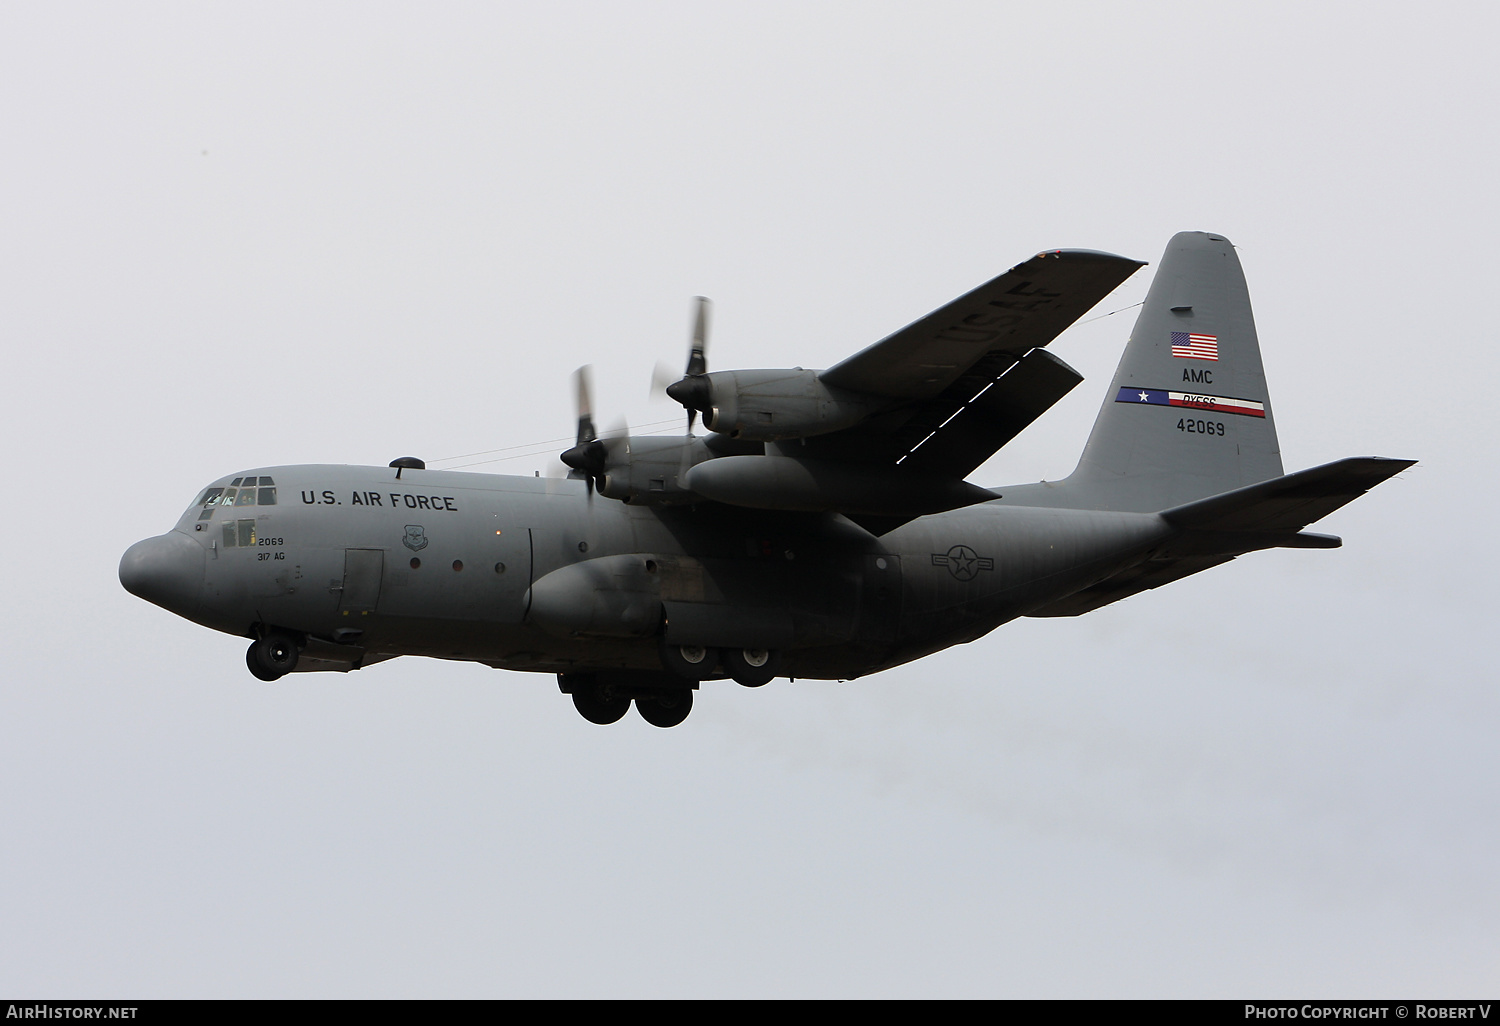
xmin=124 ymin=463 xmax=1172 ymax=680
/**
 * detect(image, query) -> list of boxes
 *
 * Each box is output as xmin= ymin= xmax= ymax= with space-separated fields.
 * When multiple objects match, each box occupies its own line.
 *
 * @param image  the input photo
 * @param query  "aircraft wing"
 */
xmin=805 ymin=249 xmax=1143 ymax=481
xmin=821 ymin=248 xmax=1144 ymax=401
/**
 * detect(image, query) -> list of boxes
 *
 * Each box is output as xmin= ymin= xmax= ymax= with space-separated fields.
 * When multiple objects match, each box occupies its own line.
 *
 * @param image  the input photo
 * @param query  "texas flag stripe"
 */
xmin=1170 ymin=331 xmax=1219 ymax=360
xmin=1114 ymin=387 xmax=1266 ymax=418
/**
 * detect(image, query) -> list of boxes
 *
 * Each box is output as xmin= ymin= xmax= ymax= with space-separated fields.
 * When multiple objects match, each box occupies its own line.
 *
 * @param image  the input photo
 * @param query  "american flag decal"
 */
xmin=1171 ymin=331 xmax=1219 ymax=360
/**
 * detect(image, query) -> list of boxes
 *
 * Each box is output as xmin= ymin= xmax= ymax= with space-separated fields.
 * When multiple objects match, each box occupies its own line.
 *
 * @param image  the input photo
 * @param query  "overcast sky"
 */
xmin=2 ymin=1 xmax=1495 ymax=998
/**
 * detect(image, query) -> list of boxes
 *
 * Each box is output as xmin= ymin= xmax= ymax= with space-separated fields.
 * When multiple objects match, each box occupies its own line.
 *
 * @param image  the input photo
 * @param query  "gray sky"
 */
xmin=2 ymin=1 xmax=1494 ymax=997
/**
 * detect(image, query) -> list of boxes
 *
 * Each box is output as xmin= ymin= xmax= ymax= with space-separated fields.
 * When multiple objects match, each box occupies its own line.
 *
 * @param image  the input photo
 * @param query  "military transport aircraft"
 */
xmin=120 ymin=231 xmax=1413 ymax=727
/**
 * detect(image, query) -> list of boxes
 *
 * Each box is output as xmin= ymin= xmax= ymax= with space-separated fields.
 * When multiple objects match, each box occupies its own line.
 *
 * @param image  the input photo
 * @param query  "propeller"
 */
xmin=664 ymin=296 xmax=713 ymax=434
xmin=649 ymin=359 xmax=680 ymax=399
xmin=560 ymin=366 xmax=606 ymax=492
xmin=560 ymin=365 xmax=627 ymax=495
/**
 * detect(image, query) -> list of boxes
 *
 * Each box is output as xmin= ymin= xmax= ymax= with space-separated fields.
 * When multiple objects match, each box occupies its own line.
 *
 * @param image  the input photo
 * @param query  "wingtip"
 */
xmin=1031 ymin=247 xmax=1147 ymax=268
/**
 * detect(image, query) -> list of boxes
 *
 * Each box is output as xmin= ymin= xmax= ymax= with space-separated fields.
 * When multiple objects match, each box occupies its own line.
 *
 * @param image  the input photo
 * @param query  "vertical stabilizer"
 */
xmin=1029 ymin=231 xmax=1283 ymax=512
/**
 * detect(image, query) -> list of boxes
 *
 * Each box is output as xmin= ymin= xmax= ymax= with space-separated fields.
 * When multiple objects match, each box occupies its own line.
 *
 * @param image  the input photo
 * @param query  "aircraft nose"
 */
xmin=119 ymin=532 xmax=206 ymax=617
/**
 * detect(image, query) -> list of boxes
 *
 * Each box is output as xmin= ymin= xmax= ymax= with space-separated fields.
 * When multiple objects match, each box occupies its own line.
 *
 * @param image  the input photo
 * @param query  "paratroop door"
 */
xmin=340 ymin=548 xmax=384 ymax=613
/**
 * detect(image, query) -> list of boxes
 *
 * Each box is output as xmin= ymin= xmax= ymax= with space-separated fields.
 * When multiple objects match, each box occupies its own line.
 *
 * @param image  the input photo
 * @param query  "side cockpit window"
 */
xmin=195 ymin=477 xmax=275 ymax=520
xmin=222 ymin=519 xmax=257 ymax=548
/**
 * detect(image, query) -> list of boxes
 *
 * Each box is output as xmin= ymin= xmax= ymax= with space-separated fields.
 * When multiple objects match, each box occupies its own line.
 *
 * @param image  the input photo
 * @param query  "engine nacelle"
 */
xmin=595 ymin=435 xmax=714 ymax=506
xmin=700 ymin=369 xmax=877 ymax=441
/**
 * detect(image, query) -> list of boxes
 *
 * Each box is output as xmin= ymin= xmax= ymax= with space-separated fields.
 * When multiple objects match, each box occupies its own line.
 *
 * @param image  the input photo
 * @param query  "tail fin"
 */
xmin=1040 ymin=231 xmax=1285 ymax=512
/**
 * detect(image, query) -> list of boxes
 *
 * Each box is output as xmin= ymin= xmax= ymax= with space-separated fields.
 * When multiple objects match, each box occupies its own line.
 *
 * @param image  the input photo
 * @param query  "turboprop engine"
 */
xmin=666 ymin=368 xmax=879 ymax=442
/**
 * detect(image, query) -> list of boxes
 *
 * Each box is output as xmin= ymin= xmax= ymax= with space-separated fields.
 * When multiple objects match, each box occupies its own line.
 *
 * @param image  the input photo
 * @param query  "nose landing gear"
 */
xmin=245 ymin=630 xmax=301 ymax=681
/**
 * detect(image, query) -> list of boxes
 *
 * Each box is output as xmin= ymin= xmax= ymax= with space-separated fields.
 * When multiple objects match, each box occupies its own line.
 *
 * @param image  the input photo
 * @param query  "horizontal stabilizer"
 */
xmin=1027 ymin=456 xmax=1414 ymax=616
xmin=1159 ymin=456 xmax=1415 ymax=533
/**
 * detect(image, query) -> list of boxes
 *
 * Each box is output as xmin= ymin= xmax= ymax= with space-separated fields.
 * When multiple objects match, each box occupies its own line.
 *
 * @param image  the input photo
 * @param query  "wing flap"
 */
xmin=896 ymin=348 xmax=1084 ymax=479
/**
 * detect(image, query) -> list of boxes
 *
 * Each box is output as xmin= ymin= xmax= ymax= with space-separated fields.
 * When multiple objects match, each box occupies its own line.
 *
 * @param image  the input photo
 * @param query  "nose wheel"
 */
xmin=246 ymin=631 xmax=300 ymax=681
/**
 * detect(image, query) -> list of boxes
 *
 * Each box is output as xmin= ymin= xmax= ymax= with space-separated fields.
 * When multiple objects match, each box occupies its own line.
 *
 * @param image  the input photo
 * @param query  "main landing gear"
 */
xmin=720 ymin=647 xmax=780 ymax=687
xmin=559 ymin=643 xmax=784 ymax=727
xmin=660 ymin=641 xmax=782 ymax=688
xmin=570 ymin=679 xmax=632 ymax=724
xmin=559 ymin=671 xmax=698 ymax=729
xmin=635 ymin=688 xmax=694 ymax=728
xmin=245 ymin=629 xmax=301 ymax=681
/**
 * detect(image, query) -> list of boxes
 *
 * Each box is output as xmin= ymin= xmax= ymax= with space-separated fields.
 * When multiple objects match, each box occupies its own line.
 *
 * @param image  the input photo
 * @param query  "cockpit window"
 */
xmin=195 ymin=487 xmax=224 ymax=520
xmin=229 ymin=476 xmax=275 ymax=505
xmin=193 ymin=477 xmax=276 ymax=521
xmin=191 ymin=477 xmax=277 ymax=522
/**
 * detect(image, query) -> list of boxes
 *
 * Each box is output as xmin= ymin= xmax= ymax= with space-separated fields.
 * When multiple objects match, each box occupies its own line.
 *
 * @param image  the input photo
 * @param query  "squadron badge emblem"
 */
xmin=402 ymin=525 xmax=430 ymax=552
